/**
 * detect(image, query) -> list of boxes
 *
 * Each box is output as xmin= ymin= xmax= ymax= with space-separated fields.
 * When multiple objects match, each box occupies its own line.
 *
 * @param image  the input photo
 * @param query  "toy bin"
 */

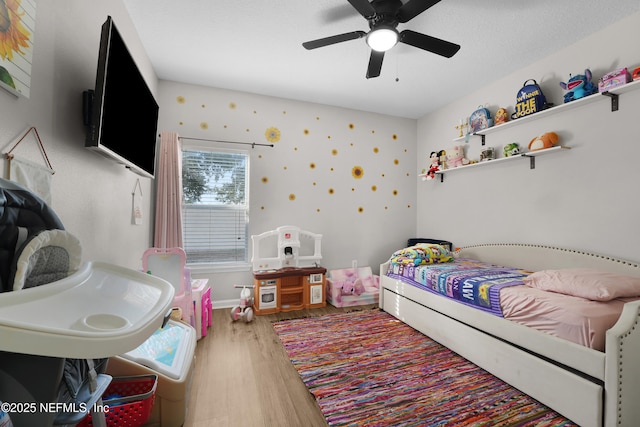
xmin=106 ymin=320 xmax=196 ymax=427
xmin=77 ymin=374 xmax=157 ymax=427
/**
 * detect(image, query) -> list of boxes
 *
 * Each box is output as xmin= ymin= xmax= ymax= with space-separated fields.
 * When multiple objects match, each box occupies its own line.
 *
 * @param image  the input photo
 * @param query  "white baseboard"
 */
xmin=211 ymin=299 xmax=236 ymax=310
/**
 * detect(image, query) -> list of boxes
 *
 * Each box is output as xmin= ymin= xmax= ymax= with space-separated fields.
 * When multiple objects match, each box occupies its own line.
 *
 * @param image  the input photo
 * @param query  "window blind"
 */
xmin=182 ymin=149 xmax=248 ymax=264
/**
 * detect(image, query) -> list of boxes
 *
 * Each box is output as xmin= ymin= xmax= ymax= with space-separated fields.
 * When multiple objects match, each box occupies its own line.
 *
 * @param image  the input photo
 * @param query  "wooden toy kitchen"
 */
xmin=250 ymin=226 xmax=326 ymax=315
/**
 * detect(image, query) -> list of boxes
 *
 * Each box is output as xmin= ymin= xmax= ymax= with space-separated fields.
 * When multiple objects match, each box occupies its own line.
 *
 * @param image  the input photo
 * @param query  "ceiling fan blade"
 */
xmin=303 ymin=31 xmax=367 ymax=50
xmin=397 ymin=0 xmax=441 ymax=23
xmin=321 ymin=3 xmax=361 ymax=23
xmin=347 ymin=0 xmax=377 ymax=19
xmin=399 ymin=29 xmax=460 ymax=57
xmin=366 ymin=50 xmax=385 ymax=79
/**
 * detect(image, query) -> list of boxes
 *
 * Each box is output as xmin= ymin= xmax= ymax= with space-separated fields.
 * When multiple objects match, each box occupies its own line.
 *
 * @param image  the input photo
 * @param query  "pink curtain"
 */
xmin=154 ymin=131 xmax=184 ymax=248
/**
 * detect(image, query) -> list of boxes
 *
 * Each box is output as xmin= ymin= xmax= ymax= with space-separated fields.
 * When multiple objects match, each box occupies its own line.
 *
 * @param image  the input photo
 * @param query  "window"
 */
xmin=182 ymin=147 xmax=249 ymax=266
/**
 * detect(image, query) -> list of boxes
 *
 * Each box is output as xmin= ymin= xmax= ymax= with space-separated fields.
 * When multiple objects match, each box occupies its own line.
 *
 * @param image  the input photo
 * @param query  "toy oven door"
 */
xmin=258 ymin=282 xmax=277 ymax=310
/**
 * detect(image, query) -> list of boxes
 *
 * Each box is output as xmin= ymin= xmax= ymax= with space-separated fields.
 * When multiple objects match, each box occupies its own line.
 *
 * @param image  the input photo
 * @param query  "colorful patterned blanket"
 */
xmin=387 ymin=258 xmax=530 ymax=317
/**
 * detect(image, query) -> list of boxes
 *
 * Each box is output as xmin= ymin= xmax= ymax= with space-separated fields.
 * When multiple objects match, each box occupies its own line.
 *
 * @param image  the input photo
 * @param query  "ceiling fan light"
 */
xmin=366 ymin=27 xmax=398 ymax=52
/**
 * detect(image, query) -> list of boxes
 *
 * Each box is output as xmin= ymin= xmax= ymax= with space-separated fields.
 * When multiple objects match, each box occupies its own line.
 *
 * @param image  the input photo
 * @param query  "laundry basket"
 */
xmin=77 ymin=374 xmax=157 ymax=427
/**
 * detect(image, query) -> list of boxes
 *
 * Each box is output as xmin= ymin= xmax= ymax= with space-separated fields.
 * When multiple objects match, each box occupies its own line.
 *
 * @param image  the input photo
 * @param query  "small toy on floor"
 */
xmin=170 ymin=307 xmax=183 ymax=321
xmin=230 ymin=285 xmax=255 ymax=323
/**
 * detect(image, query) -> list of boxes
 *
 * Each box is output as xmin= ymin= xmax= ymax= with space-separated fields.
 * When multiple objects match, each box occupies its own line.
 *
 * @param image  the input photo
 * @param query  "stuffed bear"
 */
xmin=528 ymin=132 xmax=559 ymax=151
xmin=446 ymin=145 xmax=469 ymax=168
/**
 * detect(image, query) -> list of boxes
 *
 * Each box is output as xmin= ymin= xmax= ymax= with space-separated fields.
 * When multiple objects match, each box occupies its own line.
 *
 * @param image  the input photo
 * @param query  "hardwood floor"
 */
xmin=184 ymin=304 xmax=377 ymax=427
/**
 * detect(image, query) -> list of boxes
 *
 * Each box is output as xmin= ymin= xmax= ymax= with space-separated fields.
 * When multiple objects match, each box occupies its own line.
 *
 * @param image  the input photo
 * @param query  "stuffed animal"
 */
xmin=344 ymin=278 xmax=365 ymax=296
xmin=425 ymin=151 xmax=441 ymax=180
xmin=528 ymin=132 xmax=559 ymax=151
xmin=446 ymin=145 xmax=469 ymax=168
xmin=495 ymin=107 xmax=509 ymax=125
xmin=503 ymin=142 xmax=520 ymax=157
xmin=330 ymin=278 xmax=365 ymax=305
xmin=560 ymin=69 xmax=598 ymax=103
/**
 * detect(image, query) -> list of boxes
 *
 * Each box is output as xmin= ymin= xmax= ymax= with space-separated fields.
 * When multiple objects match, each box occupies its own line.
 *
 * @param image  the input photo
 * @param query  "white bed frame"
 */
xmin=379 ymin=244 xmax=640 ymax=427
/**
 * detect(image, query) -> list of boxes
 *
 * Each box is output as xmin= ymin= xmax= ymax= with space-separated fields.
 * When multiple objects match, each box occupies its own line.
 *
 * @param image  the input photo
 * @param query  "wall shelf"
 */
xmin=454 ymin=79 xmax=640 ymax=145
xmin=430 ymin=146 xmax=570 ymax=182
xmin=429 ymin=79 xmax=640 ymax=183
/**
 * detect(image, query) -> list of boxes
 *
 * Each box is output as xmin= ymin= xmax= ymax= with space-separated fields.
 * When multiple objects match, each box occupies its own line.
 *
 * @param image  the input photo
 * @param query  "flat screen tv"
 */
xmin=83 ymin=16 xmax=159 ymax=179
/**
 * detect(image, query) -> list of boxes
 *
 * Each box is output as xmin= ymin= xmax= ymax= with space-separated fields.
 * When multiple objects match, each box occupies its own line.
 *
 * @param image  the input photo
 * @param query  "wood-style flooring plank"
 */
xmin=183 ymin=304 xmax=377 ymax=427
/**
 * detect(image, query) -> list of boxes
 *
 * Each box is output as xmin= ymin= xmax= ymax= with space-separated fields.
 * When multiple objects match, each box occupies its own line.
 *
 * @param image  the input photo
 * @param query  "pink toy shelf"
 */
xmin=326 ymin=266 xmax=380 ymax=308
xmin=192 ymin=279 xmax=212 ymax=340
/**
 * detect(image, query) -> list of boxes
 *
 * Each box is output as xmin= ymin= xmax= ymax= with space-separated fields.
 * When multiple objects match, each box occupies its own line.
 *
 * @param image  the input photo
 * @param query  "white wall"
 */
xmin=157 ymin=81 xmax=417 ymax=303
xmin=416 ymin=11 xmax=640 ymax=262
xmin=0 ymin=0 xmax=156 ymax=269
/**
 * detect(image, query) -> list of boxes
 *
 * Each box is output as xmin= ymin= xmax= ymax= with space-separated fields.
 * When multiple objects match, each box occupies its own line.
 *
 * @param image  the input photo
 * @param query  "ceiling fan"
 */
xmin=302 ymin=0 xmax=460 ymax=79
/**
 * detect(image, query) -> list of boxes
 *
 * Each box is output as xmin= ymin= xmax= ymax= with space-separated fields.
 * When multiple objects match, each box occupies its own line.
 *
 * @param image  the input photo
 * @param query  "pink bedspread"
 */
xmin=500 ymin=285 xmax=639 ymax=351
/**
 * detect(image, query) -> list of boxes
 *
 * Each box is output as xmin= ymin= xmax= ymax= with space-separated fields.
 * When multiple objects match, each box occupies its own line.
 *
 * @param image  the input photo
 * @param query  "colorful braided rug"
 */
xmin=273 ymin=309 xmax=577 ymax=427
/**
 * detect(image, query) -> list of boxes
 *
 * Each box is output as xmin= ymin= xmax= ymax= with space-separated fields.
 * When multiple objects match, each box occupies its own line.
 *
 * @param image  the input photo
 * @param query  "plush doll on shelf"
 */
xmin=495 ymin=107 xmax=509 ymax=125
xmin=528 ymin=132 xmax=559 ymax=151
xmin=424 ymin=151 xmax=441 ymax=180
xmin=560 ymin=69 xmax=598 ymax=103
xmin=446 ymin=145 xmax=469 ymax=168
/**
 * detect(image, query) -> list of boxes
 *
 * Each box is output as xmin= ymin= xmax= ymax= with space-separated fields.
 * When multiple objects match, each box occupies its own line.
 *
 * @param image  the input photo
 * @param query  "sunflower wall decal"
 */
xmin=265 ymin=126 xmax=281 ymax=142
xmin=0 ymin=0 xmax=36 ymax=98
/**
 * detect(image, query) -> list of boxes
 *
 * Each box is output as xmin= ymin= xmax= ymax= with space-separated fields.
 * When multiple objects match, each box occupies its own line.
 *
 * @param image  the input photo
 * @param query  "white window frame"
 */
xmin=181 ymin=142 xmax=251 ymax=273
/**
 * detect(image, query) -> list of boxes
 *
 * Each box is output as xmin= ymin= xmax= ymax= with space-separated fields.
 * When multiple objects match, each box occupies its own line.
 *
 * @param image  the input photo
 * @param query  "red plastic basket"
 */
xmin=77 ymin=374 xmax=158 ymax=427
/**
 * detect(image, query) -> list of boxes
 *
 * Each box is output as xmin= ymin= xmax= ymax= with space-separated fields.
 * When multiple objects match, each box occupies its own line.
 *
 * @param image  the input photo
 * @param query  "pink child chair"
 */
xmin=142 ymin=247 xmax=194 ymax=326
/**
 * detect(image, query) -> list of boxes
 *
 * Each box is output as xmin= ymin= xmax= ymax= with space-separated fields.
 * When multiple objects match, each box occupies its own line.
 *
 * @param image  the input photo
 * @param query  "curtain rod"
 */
xmin=177 ymin=136 xmax=274 ymax=148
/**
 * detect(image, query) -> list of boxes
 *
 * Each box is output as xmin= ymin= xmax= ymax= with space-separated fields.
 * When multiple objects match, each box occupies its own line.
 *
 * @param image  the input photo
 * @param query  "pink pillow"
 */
xmin=523 ymin=268 xmax=640 ymax=301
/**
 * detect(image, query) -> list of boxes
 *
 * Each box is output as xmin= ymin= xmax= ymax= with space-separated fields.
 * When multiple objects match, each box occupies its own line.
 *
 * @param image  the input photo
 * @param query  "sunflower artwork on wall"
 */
xmin=0 ymin=0 xmax=36 ymax=98
xmin=265 ymin=126 xmax=281 ymax=143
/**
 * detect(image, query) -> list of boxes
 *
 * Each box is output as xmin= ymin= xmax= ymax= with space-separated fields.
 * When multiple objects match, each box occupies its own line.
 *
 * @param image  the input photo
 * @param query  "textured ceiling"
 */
xmin=123 ymin=0 xmax=640 ymax=119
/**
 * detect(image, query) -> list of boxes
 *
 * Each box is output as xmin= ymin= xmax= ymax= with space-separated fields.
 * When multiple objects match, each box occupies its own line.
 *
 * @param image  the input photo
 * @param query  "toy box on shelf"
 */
xmin=598 ymin=67 xmax=632 ymax=92
xmin=326 ymin=266 xmax=380 ymax=308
